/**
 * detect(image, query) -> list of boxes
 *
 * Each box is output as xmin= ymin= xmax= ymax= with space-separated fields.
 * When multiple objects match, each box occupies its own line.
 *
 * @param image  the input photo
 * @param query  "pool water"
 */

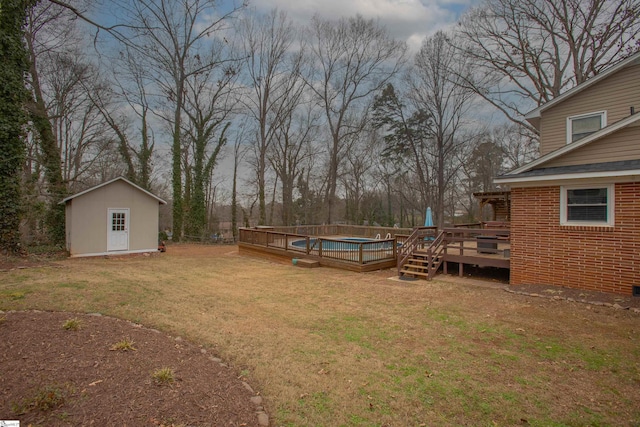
xmin=291 ymin=237 xmax=396 ymax=251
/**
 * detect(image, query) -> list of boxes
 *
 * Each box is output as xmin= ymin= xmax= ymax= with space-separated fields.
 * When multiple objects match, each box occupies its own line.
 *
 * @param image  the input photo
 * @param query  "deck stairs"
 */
xmin=397 ymin=227 xmax=444 ymax=280
xmin=399 ymin=247 xmax=442 ymax=279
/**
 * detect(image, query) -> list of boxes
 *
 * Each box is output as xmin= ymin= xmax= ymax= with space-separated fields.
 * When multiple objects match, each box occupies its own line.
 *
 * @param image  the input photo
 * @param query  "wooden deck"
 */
xmin=439 ymin=239 xmax=510 ymax=276
xmin=238 ymin=225 xmax=510 ymax=278
xmin=238 ymin=228 xmax=399 ymax=272
xmin=398 ymin=227 xmax=510 ymax=280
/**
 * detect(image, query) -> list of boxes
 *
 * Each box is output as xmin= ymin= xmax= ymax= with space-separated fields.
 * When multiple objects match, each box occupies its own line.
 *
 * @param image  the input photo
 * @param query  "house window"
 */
xmin=567 ymin=111 xmax=606 ymax=143
xmin=560 ymin=185 xmax=614 ymax=226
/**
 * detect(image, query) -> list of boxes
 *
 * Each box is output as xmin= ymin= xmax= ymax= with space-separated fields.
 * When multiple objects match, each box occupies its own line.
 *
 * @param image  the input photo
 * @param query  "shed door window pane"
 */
xmin=566 ymin=188 xmax=608 ymax=222
xmin=112 ymin=213 xmax=126 ymax=231
xmin=571 ymin=114 xmax=602 ymax=142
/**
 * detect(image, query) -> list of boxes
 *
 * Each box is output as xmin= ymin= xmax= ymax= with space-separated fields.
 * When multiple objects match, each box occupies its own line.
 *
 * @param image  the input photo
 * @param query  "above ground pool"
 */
xmin=290 ymin=237 xmax=396 ymax=251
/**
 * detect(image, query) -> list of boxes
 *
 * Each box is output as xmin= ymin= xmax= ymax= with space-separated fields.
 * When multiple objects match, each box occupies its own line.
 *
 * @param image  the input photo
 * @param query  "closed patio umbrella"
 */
xmin=424 ymin=207 xmax=433 ymax=227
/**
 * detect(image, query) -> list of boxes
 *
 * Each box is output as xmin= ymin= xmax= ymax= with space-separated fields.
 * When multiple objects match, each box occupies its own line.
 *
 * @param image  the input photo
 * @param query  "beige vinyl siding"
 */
xmin=541 ymin=126 xmax=640 ymax=168
xmin=65 ymin=203 xmax=72 ymax=252
xmin=539 ymin=64 xmax=640 ymax=155
xmin=68 ymin=180 xmax=159 ymax=256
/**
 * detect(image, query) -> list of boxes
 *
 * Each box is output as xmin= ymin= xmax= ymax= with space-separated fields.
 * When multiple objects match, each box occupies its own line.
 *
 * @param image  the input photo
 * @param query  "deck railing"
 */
xmin=396 ymin=226 xmax=438 ymax=275
xmin=240 ymin=223 xmax=510 ymax=273
xmin=239 ymin=227 xmax=398 ymax=265
xmin=440 ymin=227 xmax=511 ymax=256
xmin=268 ymin=224 xmax=413 ymax=239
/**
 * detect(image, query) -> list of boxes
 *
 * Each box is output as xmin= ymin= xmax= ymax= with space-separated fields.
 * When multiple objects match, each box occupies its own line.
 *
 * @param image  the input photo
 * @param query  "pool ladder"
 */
xmin=374 ymin=233 xmax=392 ymax=240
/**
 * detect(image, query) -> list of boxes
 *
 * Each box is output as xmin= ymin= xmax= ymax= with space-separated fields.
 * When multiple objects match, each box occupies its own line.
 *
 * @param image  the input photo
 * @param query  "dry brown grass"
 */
xmin=1 ymin=244 xmax=639 ymax=426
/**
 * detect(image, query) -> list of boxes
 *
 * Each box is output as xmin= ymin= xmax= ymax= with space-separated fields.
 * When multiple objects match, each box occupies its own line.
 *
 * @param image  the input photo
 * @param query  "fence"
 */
xmin=238 ymin=227 xmax=400 ymax=267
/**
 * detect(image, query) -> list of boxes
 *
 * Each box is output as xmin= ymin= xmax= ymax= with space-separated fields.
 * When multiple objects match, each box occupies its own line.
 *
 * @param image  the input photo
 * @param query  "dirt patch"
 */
xmin=0 ymin=310 xmax=265 ymax=426
xmin=507 ymin=283 xmax=640 ymax=309
xmin=437 ymin=265 xmax=640 ymax=309
xmin=0 ymin=251 xmax=64 ymax=272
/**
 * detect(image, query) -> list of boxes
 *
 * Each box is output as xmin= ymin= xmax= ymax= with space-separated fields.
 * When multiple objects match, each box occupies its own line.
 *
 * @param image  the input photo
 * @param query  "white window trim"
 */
xmin=566 ymin=110 xmax=607 ymax=145
xmin=560 ymin=184 xmax=614 ymax=227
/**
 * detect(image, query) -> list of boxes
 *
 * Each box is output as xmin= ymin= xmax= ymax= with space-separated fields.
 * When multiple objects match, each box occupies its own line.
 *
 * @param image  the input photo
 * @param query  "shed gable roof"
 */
xmin=60 ymin=177 xmax=167 ymax=205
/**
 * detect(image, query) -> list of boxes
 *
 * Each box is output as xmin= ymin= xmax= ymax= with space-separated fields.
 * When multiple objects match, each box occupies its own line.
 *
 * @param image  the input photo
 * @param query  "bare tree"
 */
xmin=115 ymin=0 xmax=244 ymax=240
xmin=93 ymin=46 xmax=157 ymax=190
xmin=23 ymin=1 xmax=78 ymax=244
xmin=238 ymin=9 xmax=306 ymax=225
xmin=230 ymin=124 xmax=251 ymax=241
xmin=454 ymin=132 xmax=503 ymax=219
xmin=182 ymin=47 xmax=237 ymax=238
xmin=455 ymin=0 xmax=640 ymax=131
xmin=407 ymin=31 xmax=481 ymax=228
xmin=40 ymin=52 xmax=116 ymax=188
xmin=492 ymin=123 xmax=538 ymax=170
xmin=269 ymin=103 xmax=319 ymax=226
xmin=305 ymin=14 xmax=406 ymax=224
xmin=340 ymin=127 xmax=380 ymax=225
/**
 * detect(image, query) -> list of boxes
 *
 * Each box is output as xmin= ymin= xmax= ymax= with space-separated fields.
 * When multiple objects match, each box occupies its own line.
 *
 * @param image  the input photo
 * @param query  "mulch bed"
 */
xmin=0 ymin=311 xmax=265 ymax=426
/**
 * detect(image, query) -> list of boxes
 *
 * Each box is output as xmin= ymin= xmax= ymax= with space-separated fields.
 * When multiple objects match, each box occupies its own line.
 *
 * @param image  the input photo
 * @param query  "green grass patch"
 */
xmin=110 ymin=337 xmax=136 ymax=351
xmin=298 ymin=391 xmax=332 ymax=415
xmin=12 ymin=384 xmax=71 ymax=415
xmin=57 ymin=281 xmax=87 ymax=290
xmin=312 ymin=315 xmax=395 ymax=351
xmin=423 ymin=307 xmax=470 ymax=331
xmin=152 ymin=367 xmax=175 ymax=385
xmin=62 ymin=318 xmax=82 ymax=331
xmin=0 ymin=290 xmax=28 ymax=301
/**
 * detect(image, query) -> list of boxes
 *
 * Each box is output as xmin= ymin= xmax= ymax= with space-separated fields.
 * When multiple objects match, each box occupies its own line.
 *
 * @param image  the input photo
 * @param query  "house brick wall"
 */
xmin=510 ymin=182 xmax=640 ymax=295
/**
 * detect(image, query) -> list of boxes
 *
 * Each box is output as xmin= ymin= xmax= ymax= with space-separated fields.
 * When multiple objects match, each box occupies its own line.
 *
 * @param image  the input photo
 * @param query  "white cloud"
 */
xmin=248 ymin=0 xmax=474 ymax=50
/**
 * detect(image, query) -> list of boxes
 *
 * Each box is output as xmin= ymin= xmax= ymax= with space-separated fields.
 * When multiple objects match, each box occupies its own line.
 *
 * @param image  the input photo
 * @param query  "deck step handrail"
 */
xmin=397 ymin=230 xmax=445 ymax=279
xmin=396 ymin=226 xmax=437 ymax=275
xmin=426 ymin=231 xmax=446 ymax=280
xmin=399 ymin=227 xmax=511 ymax=280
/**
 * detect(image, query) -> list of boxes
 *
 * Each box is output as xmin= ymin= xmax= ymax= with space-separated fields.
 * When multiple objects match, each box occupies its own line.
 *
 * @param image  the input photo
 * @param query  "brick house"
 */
xmin=494 ymin=52 xmax=640 ymax=296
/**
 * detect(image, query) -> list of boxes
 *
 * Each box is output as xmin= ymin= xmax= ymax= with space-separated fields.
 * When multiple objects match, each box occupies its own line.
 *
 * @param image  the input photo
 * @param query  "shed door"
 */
xmin=107 ymin=208 xmax=129 ymax=251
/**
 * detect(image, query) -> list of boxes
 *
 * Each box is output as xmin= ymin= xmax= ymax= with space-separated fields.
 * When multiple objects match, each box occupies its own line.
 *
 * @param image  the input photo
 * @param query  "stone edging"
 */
xmin=504 ymin=289 xmax=640 ymax=314
xmin=101 ymin=313 xmax=269 ymax=426
xmin=1 ymin=310 xmax=269 ymax=427
xmin=207 ymin=354 xmax=269 ymax=426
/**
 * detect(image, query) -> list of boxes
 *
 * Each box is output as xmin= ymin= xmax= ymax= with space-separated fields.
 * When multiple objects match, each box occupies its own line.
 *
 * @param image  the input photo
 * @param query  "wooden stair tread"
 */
xmin=413 ymin=252 xmax=442 ymax=258
xmin=408 ymin=257 xmax=440 ymax=263
xmin=400 ymin=270 xmax=430 ymax=277
xmin=398 ymin=238 xmax=445 ymax=281
xmin=293 ymin=258 xmax=320 ymax=268
xmin=403 ymin=262 xmax=437 ymax=269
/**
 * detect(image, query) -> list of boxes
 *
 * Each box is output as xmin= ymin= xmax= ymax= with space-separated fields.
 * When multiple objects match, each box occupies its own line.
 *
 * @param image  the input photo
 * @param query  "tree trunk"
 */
xmin=171 ymin=79 xmax=184 ymax=241
xmin=25 ymin=16 xmax=66 ymax=245
xmin=0 ymin=0 xmax=29 ymax=253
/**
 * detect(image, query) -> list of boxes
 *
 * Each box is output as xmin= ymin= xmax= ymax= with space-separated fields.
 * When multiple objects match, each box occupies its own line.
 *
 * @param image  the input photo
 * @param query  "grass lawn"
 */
xmin=1 ymin=244 xmax=639 ymax=426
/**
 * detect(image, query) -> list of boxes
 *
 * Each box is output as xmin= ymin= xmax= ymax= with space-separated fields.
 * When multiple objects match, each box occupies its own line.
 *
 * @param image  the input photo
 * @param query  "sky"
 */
xmin=243 ymin=0 xmax=477 ymax=51
xmin=86 ymin=0 xmax=484 ymax=197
